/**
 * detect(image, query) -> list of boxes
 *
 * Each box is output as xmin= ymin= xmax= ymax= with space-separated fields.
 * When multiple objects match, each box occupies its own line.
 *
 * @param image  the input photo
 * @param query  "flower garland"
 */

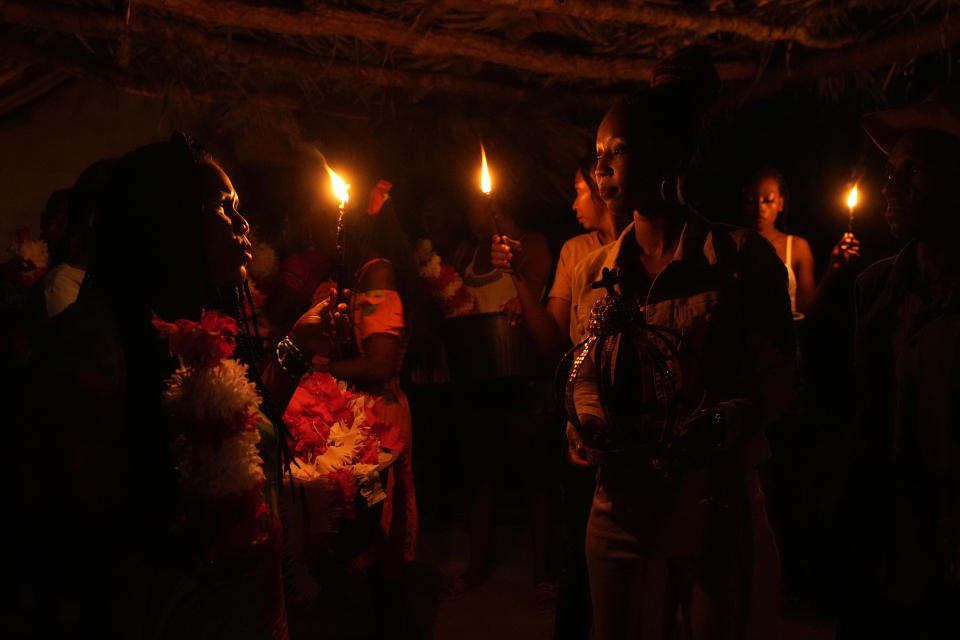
xmin=414 ymin=238 xmax=478 ymax=318
xmin=282 ymin=372 xmax=404 ymax=521
xmin=9 ymin=227 xmax=49 ymax=288
xmin=153 ymin=310 xmax=269 ymax=558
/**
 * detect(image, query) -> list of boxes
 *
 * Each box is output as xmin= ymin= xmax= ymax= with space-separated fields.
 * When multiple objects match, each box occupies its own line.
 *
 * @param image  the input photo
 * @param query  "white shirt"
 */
xmin=41 ymin=264 xmax=85 ymax=319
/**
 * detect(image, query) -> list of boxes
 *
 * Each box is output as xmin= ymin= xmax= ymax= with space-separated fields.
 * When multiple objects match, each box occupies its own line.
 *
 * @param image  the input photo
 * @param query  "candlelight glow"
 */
xmin=327 ymin=166 xmax=350 ymax=206
xmin=480 ymin=144 xmax=492 ymax=195
xmin=847 ymin=185 xmax=858 ymax=209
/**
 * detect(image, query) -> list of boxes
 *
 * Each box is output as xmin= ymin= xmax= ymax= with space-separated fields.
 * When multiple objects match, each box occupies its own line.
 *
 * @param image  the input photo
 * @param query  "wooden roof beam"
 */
xmin=0 ymin=38 xmax=303 ymax=110
xmin=127 ymin=0 xmax=669 ymax=81
xmin=124 ymin=0 xmax=661 ymax=82
xmin=477 ymin=0 xmax=851 ymax=49
xmin=0 ymin=2 xmax=616 ymax=110
xmin=749 ymin=15 xmax=960 ymax=98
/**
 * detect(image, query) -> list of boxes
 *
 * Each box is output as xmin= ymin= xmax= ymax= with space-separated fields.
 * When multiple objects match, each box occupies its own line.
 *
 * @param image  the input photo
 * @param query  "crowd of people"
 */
xmin=3 ymin=45 xmax=960 ymax=639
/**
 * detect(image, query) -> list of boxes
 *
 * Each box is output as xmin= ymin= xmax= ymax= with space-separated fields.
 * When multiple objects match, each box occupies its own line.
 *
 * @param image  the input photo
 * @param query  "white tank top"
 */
xmin=463 ymin=246 xmax=518 ymax=313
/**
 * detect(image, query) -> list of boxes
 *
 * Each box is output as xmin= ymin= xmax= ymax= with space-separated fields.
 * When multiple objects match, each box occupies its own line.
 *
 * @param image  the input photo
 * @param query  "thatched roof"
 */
xmin=1 ymin=0 xmax=958 ymax=118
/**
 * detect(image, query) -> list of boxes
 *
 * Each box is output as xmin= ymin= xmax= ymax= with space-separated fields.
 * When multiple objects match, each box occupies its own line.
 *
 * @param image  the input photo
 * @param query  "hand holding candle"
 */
xmin=831 ymin=184 xmax=862 ymax=271
xmin=289 ymin=286 xmax=352 ymax=360
xmin=491 ymin=235 xmax=524 ymax=275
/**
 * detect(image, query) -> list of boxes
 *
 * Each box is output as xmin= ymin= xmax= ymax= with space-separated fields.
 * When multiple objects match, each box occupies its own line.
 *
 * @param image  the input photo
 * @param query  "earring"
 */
xmin=659 ymin=175 xmax=681 ymax=203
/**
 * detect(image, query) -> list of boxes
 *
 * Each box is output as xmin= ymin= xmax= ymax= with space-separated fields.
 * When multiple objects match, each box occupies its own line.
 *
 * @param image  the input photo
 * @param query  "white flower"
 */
xmin=163 ymin=359 xmax=262 ymax=423
xmin=175 ymin=428 xmax=265 ymax=496
xmin=311 ymin=419 xmax=368 ymax=475
xmin=424 ymin=255 xmax=444 ymax=279
xmin=413 ymin=239 xmax=434 ymax=264
xmin=441 ymin=280 xmax=463 ymax=301
xmin=290 ymin=457 xmax=321 ymax=481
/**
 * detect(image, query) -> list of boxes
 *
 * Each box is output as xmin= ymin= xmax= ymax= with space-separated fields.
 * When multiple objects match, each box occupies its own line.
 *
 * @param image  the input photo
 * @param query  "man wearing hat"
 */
xmin=844 ymin=87 xmax=960 ymax=637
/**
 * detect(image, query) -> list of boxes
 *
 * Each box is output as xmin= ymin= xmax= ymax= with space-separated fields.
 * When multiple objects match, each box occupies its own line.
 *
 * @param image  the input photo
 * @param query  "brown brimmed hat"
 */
xmin=862 ymin=85 xmax=960 ymax=155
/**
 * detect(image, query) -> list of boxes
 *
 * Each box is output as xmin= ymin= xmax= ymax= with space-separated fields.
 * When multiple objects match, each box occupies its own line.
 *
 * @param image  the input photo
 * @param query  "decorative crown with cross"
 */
xmin=588 ymin=267 xmax=646 ymax=336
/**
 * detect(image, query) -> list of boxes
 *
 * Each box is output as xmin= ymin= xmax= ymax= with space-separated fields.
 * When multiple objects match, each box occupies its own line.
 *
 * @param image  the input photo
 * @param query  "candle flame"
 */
xmin=847 ymin=185 xmax=858 ymax=209
xmin=327 ymin=166 xmax=350 ymax=205
xmin=480 ymin=144 xmax=492 ymax=195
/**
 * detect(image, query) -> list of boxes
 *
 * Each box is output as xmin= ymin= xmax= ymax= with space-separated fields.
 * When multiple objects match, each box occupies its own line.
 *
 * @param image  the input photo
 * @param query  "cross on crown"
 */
xmin=591 ymin=267 xmax=622 ymax=296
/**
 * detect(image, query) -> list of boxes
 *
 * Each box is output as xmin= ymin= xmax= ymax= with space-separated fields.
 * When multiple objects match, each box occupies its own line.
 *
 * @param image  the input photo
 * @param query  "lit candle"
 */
xmin=479 ymin=143 xmax=502 ymax=239
xmin=327 ymin=165 xmax=350 ymax=302
xmin=846 ymin=184 xmax=858 ymax=233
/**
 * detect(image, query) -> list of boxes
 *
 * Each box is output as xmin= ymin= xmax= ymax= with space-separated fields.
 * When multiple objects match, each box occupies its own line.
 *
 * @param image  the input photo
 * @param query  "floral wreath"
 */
xmin=282 ymin=372 xmax=405 ymax=521
xmin=153 ymin=310 xmax=269 ymax=559
xmin=414 ymin=238 xmax=478 ymax=318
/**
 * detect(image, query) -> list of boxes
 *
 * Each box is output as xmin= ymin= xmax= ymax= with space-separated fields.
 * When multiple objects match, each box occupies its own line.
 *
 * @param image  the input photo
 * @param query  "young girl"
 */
xmin=741 ymin=168 xmax=860 ymax=318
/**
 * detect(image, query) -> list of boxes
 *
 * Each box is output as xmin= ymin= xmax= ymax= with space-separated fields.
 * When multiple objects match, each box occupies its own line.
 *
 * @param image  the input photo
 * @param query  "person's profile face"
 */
xmin=595 ymin=108 xmax=637 ymax=218
xmin=883 ymin=131 xmax=960 ymax=241
xmin=199 ymin=160 xmax=252 ymax=286
xmin=572 ymin=170 xmax=605 ymax=232
xmin=742 ymin=176 xmax=783 ymax=232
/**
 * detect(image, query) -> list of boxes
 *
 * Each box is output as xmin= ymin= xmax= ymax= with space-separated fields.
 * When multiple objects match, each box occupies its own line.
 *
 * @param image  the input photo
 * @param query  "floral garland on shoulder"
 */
xmin=153 ymin=310 xmax=269 ymax=559
xmin=414 ymin=238 xmax=478 ymax=318
xmin=282 ymin=372 xmax=405 ymax=521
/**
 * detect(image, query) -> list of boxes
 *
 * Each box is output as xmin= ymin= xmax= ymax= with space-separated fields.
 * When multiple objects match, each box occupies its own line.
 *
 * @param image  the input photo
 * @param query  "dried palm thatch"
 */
xmin=0 ymin=0 xmax=957 ymax=119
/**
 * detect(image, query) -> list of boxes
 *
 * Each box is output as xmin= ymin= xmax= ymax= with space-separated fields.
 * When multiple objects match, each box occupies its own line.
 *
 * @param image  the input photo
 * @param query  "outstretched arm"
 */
xmin=796 ymin=233 xmax=860 ymax=316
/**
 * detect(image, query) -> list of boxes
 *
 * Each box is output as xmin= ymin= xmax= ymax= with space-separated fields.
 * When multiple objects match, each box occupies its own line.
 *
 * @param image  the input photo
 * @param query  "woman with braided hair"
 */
xmin=15 ymin=134 xmax=340 ymax=638
xmin=561 ymin=47 xmax=795 ymax=638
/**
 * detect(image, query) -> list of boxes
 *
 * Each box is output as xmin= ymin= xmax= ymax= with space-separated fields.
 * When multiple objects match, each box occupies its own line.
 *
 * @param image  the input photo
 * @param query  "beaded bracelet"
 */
xmin=276 ymin=336 xmax=312 ymax=378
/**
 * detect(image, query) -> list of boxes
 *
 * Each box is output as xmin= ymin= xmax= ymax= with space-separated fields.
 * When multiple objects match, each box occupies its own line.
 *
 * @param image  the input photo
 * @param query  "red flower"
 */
xmin=153 ymin=310 xmax=238 ymax=368
xmin=357 ymin=437 xmax=380 ymax=465
xmin=367 ymin=179 xmax=393 ymax=216
xmin=326 ymin=467 xmax=358 ymax=520
xmin=371 ymin=419 xmax=405 ymax=453
xmin=285 ymin=412 xmax=330 ymax=459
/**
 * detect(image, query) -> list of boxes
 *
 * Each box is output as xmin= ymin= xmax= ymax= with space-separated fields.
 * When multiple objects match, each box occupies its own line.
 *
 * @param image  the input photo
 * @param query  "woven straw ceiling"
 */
xmin=0 ymin=0 xmax=957 ymax=116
